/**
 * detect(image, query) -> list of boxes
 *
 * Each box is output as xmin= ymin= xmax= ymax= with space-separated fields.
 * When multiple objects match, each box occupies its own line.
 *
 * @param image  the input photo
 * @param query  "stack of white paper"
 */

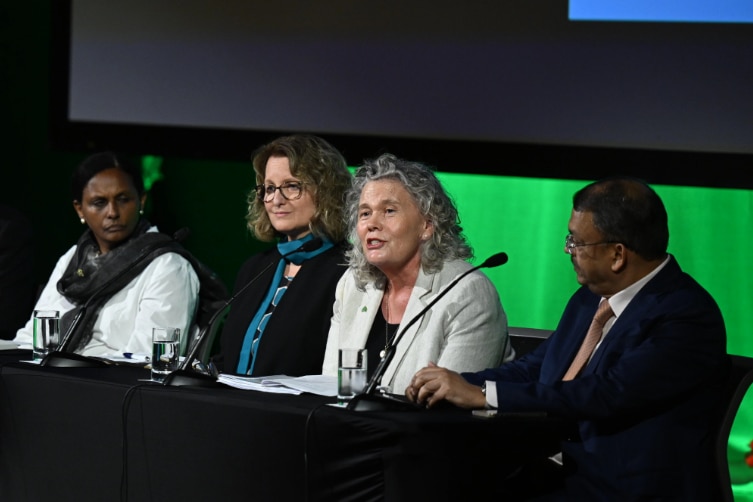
xmin=217 ymin=374 xmax=337 ymax=397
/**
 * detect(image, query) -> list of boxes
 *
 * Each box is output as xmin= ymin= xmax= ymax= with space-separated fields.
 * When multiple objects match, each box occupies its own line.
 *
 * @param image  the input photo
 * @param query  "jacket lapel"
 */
xmin=353 ymin=285 xmax=383 ymax=347
xmin=381 ymin=267 xmax=435 ymax=385
xmin=581 ymin=257 xmax=677 ymax=374
xmin=551 ymin=296 xmax=600 ymax=381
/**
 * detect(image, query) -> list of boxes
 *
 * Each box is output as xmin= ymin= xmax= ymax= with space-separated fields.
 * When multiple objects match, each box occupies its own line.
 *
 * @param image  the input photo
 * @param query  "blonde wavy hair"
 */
xmin=246 ymin=135 xmax=352 ymax=242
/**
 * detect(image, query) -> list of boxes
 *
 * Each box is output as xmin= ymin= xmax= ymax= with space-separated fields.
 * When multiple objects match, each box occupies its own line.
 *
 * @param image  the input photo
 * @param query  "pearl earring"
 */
xmin=139 ymin=209 xmax=144 ymax=215
xmin=80 ymin=218 xmax=85 ymax=224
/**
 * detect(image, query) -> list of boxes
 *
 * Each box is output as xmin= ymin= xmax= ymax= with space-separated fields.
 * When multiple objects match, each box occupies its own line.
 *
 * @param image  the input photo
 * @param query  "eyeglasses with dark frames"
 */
xmin=255 ymin=181 xmax=305 ymax=202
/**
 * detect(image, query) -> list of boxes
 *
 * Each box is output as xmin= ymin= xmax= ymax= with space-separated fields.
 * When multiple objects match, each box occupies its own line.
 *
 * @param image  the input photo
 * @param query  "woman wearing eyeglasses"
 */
xmin=214 ymin=134 xmax=352 ymax=377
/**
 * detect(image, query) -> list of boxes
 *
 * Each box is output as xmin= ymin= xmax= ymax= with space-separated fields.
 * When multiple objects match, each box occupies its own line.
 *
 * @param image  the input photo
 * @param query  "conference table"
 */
xmin=0 ymin=350 xmax=569 ymax=501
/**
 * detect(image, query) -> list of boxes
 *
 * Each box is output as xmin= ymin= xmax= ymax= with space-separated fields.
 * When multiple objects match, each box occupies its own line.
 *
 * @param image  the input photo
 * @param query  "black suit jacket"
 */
xmin=216 ymin=243 xmax=348 ymax=376
xmin=465 ymin=256 xmax=729 ymax=501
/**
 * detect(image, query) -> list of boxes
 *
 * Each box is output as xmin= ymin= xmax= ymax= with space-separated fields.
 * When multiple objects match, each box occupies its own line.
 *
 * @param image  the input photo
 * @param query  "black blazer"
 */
xmin=216 ymin=243 xmax=348 ymax=376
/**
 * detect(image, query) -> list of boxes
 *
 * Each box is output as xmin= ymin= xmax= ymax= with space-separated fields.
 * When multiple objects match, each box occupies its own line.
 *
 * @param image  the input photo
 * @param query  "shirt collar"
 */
xmin=607 ymin=254 xmax=670 ymax=318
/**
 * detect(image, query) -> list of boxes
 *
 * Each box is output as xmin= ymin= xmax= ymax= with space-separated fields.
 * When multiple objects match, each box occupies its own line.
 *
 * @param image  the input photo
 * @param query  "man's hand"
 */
xmin=405 ymin=362 xmax=487 ymax=409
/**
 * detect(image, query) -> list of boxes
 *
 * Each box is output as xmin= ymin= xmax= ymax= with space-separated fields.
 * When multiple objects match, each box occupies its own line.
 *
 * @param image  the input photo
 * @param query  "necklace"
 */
xmin=380 ymin=291 xmax=390 ymax=359
xmin=379 ymin=294 xmax=397 ymax=359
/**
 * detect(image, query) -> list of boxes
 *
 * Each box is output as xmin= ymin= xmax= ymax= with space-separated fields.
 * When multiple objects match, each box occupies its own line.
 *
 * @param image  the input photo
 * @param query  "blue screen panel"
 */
xmin=570 ymin=0 xmax=753 ymax=23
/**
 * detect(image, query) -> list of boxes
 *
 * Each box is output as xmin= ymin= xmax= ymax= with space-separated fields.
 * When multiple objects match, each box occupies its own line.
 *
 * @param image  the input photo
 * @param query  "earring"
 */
xmin=80 ymin=218 xmax=85 ymax=224
xmin=139 ymin=209 xmax=144 ymax=215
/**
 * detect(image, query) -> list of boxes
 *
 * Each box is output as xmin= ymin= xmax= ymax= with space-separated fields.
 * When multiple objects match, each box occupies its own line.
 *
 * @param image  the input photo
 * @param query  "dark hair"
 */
xmin=246 ymin=134 xmax=352 ymax=242
xmin=573 ymin=176 xmax=668 ymax=260
xmin=346 ymin=153 xmax=472 ymax=289
xmin=71 ymin=151 xmax=144 ymax=202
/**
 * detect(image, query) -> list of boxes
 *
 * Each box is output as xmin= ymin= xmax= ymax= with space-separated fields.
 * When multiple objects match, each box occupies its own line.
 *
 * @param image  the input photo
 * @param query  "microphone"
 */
xmin=163 ymin=237 xmax=324 ymax=386
xmin=40 ymin=228 xmax=191 ymax=368
xmin=346 ymin=251 xmax=508 ymax=411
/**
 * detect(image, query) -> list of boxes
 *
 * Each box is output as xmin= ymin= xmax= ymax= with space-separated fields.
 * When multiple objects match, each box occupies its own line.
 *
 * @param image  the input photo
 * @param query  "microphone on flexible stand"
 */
xmin=163 ymin=237 xmax=324 ymax=386
xmin=346 ymin=251 xmax=509 ymax=411
xmin=40 ymin=228 xmax=191 ymax=368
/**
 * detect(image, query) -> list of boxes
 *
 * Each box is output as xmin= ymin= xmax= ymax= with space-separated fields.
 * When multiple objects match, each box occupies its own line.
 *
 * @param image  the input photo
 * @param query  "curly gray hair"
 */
xmin=346 ymin=153 xmax=472 ymax=289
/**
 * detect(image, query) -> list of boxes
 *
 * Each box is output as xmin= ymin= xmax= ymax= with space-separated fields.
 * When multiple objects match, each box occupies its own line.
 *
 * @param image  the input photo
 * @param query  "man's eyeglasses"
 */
xmin=255 ymin=182 xmax=305 ymax=202
xmin=565 ymin=234 xmax=617 ymax=255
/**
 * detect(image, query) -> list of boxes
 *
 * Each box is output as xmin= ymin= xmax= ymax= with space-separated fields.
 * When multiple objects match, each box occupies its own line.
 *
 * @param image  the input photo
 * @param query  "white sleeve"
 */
xmin=119 ymin=252 xmax=200 ymax=355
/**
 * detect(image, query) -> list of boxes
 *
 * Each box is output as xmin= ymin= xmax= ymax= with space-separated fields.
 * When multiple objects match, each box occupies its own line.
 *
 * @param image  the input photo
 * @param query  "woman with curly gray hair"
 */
xmin=322 ymin=153 xmax=512 ymax=394
xmin=216 ymin=134 xmax=352 ymax=377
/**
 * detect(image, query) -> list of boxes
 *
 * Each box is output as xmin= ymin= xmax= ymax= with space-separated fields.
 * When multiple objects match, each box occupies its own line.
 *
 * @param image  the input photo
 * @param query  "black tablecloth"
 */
xmin=0 ymin=352 xmax=568 ymax=501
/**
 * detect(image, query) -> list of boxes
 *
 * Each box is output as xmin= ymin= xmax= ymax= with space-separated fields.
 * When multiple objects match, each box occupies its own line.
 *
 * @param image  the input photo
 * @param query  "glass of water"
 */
xmin=337 ymin=348 xmax=368 ymax=402
xmin=32 ymin=310 xmax=60 ymax=361
xmin=151 ymin=327 xmax=180 ymax=382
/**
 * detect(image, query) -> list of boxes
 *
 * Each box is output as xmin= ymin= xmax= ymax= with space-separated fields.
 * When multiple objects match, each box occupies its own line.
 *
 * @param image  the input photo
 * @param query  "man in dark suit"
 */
xmin=406 ymin=176 xmax=729 ymax=501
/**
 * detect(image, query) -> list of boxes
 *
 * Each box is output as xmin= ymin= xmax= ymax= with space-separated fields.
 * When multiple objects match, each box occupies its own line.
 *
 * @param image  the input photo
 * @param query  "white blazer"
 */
xmin=323 ymin=259 xmax=513 ymax=393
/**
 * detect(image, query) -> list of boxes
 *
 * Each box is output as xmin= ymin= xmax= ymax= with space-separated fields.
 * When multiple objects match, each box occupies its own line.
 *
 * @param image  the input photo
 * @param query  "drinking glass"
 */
xmin=337 ymin=348 xmax=367 ymax=402
xmin=151 ymin=327 xmax=180 ymax=382
xmin=32 ymin=310 xmax=60 ymax=361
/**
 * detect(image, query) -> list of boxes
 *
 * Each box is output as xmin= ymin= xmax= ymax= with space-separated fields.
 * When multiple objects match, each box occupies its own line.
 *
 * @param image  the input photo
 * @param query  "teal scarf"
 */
xmin=236 ymin=234 xmax=334 ymax=375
